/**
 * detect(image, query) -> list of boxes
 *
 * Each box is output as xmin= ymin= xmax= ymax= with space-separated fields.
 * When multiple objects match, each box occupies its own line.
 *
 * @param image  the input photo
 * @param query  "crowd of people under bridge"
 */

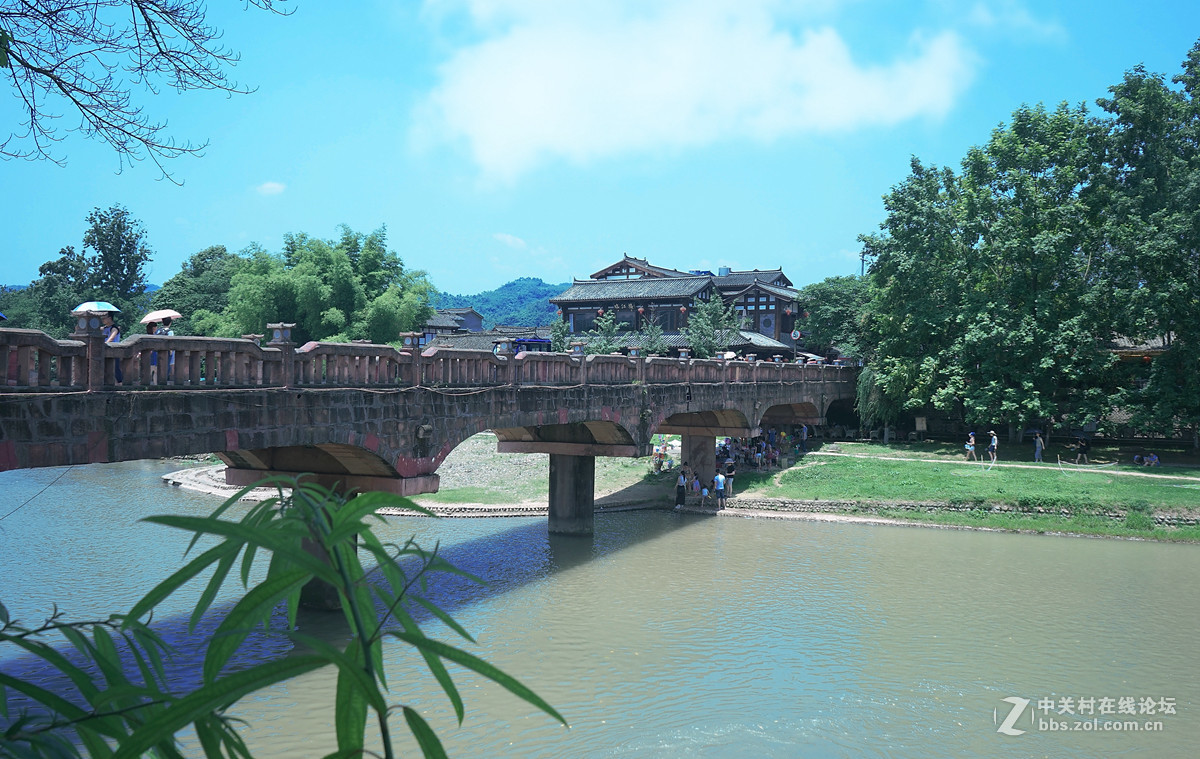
xmin=666 ymin=424 xmax=812 ymax=509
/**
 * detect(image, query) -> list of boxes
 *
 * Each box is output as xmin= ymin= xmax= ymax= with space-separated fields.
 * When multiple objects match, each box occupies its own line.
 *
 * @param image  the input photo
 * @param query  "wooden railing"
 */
xmin=0 ymin=327 xmax=853 ymax=391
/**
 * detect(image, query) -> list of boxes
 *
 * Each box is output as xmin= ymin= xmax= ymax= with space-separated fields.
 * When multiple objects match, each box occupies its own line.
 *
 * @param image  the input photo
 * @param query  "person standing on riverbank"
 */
xmin=1033 ymin=432 xmax=1044 ymax=463
xmin=675 ymin=467 xmax=687 ymax=508
xmin=1074 ymin=436 xmax=1091 ymax=464
xmin=715 ymin=470 xmax=726 ymax=509
xmin=800 ymin=423 xmax=808 ymax=454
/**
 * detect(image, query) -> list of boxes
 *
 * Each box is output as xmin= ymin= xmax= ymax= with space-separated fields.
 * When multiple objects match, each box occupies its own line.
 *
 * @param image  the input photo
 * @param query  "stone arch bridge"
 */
xmin=1 ymin=326 xmax=856 ymax=533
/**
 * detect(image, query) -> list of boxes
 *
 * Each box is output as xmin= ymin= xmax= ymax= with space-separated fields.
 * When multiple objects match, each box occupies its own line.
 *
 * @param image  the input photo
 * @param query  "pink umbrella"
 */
xmin=139 ymin=309 xmax=183 ymax=324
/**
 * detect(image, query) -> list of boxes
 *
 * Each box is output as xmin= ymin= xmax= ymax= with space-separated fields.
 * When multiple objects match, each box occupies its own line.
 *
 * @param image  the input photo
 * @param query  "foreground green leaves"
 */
xmin=1 ymin=478 xmax=566 ymax=757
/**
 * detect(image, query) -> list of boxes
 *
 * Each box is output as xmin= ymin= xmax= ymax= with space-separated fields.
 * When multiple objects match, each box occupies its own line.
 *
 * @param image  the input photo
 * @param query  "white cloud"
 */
xmin=256 ymin=181 xmax=286 ymax=196
xmin=966 ymin=0 xmax=1064 ymax=40
xmin=493 ymin=232 xmax=527 ymax=248
xmin=417 ymin=1 xmax=976 ymax=180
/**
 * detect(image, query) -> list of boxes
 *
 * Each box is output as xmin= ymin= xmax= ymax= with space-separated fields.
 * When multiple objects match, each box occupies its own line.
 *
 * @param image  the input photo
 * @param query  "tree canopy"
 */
xmin=191 ymin=225 xmax=434 ymax=344
xmin=854 ymin=37 xmax=1200 ymax=441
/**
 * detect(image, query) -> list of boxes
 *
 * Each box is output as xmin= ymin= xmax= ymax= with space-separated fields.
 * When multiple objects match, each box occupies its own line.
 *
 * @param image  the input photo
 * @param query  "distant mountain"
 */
xmin=437 ymin=277 xmax=568 ymax=328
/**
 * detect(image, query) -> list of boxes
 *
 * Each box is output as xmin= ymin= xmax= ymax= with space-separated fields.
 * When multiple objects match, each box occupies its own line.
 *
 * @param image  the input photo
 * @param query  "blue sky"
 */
xmin=4 ymin=0 xmax=1200 ymax=296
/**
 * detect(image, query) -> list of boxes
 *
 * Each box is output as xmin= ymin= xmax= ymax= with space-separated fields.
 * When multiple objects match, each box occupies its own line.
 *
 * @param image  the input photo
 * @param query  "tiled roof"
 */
xmin=551 ymin=277 xmax=713 ymax=302
xmin=713 ymin=269 xmax=788 ymax=289
xmin=425 ymin=312 xmax=463 ymax=329
xmin=440 ymin=307 xmax=483 ymax=317
xmin=590 ymin=255 xmax=691 ymax=279
xmin=576 ymin=329 xmax=792 ymax=352
xmin=427 ymin=325 xmax=552 ymax=351
xmin=725 ymin=281 xmax=799 ymax=301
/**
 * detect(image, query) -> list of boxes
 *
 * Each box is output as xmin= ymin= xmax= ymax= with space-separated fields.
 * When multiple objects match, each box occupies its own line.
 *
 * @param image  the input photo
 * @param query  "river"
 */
xmin=2 ymin=461 xmax=1198 ymax=757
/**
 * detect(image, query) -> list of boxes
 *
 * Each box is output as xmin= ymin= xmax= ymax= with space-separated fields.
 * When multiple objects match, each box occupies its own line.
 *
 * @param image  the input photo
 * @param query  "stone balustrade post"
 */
xmin=266 ymin=323 xmax=296 ymax=388
xmin=70 ymin=311 xmax=107 ymax=391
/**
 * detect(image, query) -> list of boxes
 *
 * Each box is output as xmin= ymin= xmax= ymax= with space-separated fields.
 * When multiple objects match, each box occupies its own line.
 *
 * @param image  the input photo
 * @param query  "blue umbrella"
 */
xmin=0 ymin=312 xmax=6 ymax=320
xmin=71 ymin=301 xmax=121 ymax=313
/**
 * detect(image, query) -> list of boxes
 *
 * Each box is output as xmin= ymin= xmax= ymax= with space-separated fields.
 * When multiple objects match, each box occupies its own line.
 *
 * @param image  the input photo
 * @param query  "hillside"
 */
xmin=437 ymin=277 xmax=568 ymax=327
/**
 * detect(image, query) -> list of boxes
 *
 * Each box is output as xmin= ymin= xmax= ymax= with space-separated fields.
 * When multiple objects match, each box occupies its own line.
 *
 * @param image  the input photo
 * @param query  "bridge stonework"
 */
xmin=1 ymin=327 xmax=856 ymax=533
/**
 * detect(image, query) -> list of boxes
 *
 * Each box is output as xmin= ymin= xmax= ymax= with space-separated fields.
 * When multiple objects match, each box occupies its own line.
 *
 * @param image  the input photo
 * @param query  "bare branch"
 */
xmin=0 ymin=0 xmax=288 ymax=180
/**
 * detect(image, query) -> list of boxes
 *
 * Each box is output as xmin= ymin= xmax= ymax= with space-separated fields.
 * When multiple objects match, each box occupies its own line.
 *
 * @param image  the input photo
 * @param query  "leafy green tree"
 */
xmin=583 ymin=310 xmax=627 ymax=354
xmin=795 ymin=275 xmax=871 ymax=356
xmin=1094 ymin=44 xmax=1200 ymax=441
xmin=550 ymin=316 xmax=571 ymax=352
xmin=150 ymin=246 xmax=246 ymax=335
xmin=198 ymin=227 xmax=433 ymax=343
xmin=862 ymin=103 xmax=1119 ymax=438
xmin=682 ymin=295 xmax=736 ymax=359
xmin=82 ymin=205 xmax=152 ymax=316
xmin=22 ymin=247 xmax=92 ymax=336
xmin=636 ymin=313 xmax=670 ymax=356
xmin=0 ymin=479 xmax=565 ymax=757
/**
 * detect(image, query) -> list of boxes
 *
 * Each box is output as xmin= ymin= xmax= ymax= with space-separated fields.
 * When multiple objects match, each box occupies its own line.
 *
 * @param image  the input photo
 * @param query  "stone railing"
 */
xmin=0 ymin=327 xmax=853 ymax=392
xmin=0 ymin=329 xmax=87 ymax=389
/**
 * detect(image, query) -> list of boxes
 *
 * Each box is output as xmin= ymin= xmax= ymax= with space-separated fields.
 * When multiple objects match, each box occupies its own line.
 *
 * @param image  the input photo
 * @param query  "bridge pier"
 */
xmin=548 ymin=454 xmax=595 ymax=535
xmin=682 ymin=434 xmax=717 ymax=483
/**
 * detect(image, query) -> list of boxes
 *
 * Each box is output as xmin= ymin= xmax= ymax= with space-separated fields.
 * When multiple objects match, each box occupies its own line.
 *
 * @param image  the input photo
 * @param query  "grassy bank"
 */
xmin=735 ymin=443 xmax=1200 ymax=541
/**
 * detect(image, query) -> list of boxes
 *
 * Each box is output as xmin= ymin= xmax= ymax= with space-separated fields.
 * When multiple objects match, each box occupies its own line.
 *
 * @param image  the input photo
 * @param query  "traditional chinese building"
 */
xmin=550 ymin=254 xmax=802 ymax=353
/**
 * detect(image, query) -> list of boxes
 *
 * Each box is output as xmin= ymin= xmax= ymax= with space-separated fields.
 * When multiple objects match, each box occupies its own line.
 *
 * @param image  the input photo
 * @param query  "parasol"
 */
xmin=140 ymin=308 xmax=183 ymax=324
xmin=72 ymin=301 xmax=121 ymax=313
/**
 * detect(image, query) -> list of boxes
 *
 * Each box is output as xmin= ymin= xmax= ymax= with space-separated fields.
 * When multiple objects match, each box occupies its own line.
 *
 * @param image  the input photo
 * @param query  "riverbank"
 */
xmin=161 ymin=436 xmax=1200 ymax=541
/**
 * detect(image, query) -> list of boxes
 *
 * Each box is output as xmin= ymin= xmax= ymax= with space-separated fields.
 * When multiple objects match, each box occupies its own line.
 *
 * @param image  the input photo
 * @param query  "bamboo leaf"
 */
xmin=144 ymin=516 xmax=341 ymax=585
xmin=191 ymin=547 xmax=241 ymax=631
xmin=402 ymin=706 xmax=448 ymax=759
xmin=410 ymin=596 xmax=475 ymax=644
xmin=387 ymin=632 xmax=567 ymax=726
xmin=126 ymin=541 xmax=239 ymax=625
xmin=112 ymin=655 xmax=326 ymax=759
xmin=203 ymin=570 xmax=311 ymax=683
xmin=334 ymin=640 xmax=368 ymax=755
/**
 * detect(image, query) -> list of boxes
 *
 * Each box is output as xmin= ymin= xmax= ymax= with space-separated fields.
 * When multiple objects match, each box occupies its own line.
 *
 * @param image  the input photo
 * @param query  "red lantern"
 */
xmin=802 ymin=310 xmax=809 ymax=319
xmin=784 ymin=308 xmax=791 ymax=316
xmin=597 ymin=308 xmax=604 ymax=316
xmin=637 ymin=306 xmax=644 ymax=315
xmin=1143 ymin=355 xmax=1152 ymax=363
xmin=680 ymin=306 xmax=687 ymax=313
xmin=556 ymin=309 xmax=562 ymax=316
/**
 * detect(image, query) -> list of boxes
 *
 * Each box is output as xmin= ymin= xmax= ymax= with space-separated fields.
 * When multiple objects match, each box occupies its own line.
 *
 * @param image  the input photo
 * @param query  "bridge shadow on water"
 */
xmin=2 ymin=480 xmax=716 ymax=709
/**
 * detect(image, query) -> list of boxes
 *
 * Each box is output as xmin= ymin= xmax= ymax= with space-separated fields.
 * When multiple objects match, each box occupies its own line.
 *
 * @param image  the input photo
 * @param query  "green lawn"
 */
xmin=742 ymin=451 xmax=1200 ymax=511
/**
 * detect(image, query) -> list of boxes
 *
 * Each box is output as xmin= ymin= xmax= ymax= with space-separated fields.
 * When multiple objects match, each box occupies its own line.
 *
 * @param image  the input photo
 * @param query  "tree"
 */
xmin=636 ymin=313 xmax=670 ymax=356
xmin=197 ymin=226 xmax=434 ymax=344
xmin=583 ymin=310 xmax=627 ymax=354
xmin=682 ymin=295 xmax=736 ymax=359
xmin=82 ymin=204 xmax=153 ymax=319
xmin=150 ymin=245 xmax=246 ymax=335
xmin=0 ymin=479 xmax=565 ymax=757
xmin=1094 ymin=44 xmax=1200 ymax=442
xmin=860 ymin=103 xmax=1119 ymax=439
xmin=0 ymin=0 xmax=287 ymax=177
xmin=795 ymin=275 xmax=871 ymax=357
xmin=550 ymin=315 xmax=570 ymax=352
